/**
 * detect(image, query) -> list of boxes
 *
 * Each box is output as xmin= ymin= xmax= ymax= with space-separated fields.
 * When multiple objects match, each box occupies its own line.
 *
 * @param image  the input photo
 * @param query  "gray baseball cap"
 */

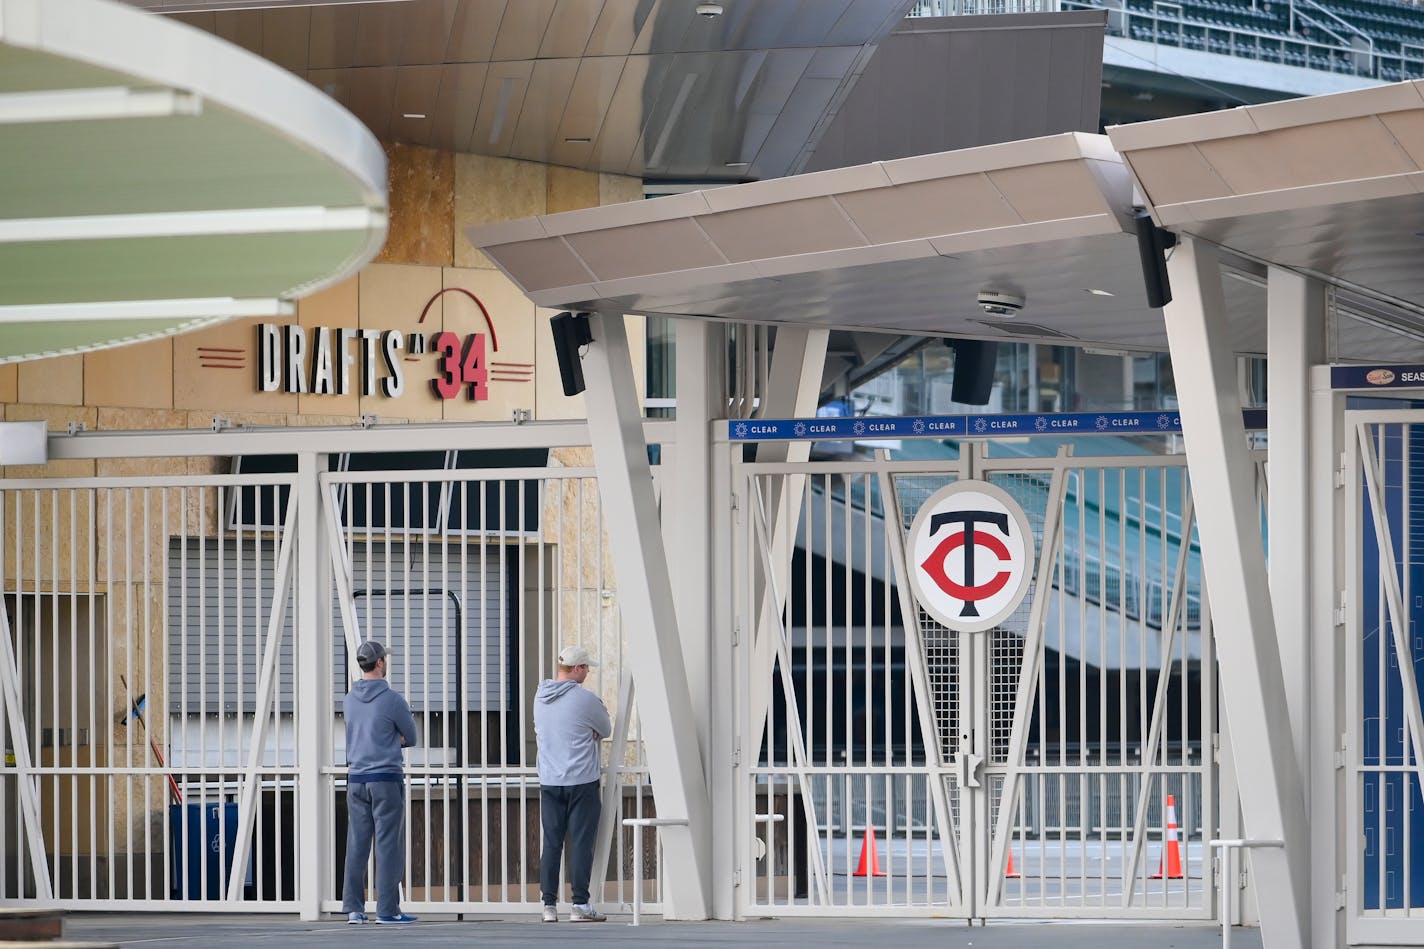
xmin=355 ymin=640 xmax=388 ymax=671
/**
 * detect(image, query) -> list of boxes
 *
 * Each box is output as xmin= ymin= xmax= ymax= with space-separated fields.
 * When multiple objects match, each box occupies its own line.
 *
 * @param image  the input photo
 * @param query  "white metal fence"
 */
xmin=736 ymin=445 xmax=1216 ymax=919
xmin=0 ymin=434 xmax=664 ymax=915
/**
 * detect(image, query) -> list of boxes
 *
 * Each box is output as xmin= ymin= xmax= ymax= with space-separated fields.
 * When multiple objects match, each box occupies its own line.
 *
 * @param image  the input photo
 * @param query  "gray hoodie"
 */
xmin=343 ymin=678 xmax=419 ymax=779
xmin=534 ymin=679 xmax=612 ymax=786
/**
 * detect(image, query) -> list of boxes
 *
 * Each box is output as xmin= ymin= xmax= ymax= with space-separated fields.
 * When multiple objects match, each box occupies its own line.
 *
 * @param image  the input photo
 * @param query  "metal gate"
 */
xmin=0 ymin=434 xmax=662 ymax=915
xmin=1346 ymin=410 xmax=1424 ymax=945
xmin=737 ymin=444 xmax=1216 ymax=919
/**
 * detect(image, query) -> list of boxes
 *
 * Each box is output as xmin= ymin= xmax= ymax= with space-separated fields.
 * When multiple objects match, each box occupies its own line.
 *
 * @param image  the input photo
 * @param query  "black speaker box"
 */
xmin=550 ymin=311 xmax=594 ymax=397
xmin=948 ymin=338 xmax=998 ymax=406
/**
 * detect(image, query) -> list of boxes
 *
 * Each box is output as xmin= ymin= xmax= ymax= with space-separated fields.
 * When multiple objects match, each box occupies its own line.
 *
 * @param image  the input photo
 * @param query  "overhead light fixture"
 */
xmin=0 ymin=297 xmax=294 ymax=324
xmin=725 ymin=161 xmax=749 ymax=167
xmin=696 ymin=2 xmax=724 ymax=16
xmin=0 ymin=87 xmax=202 ymax=125
xmin=1085 ymin=288 xmax=1115 ymax=296
xmin=402 ymin=113 xmax=426 ymax=119
xmin=564 ymin=136 xmax=592 ymax=144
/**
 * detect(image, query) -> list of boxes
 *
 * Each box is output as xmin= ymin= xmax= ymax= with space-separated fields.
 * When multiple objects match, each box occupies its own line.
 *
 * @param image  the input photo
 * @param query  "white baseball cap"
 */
xmin=557 ymin=644 xmax=597 ymax=667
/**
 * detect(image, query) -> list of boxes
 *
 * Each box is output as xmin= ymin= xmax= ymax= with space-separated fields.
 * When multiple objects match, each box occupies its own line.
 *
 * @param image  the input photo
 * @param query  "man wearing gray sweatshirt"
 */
xmin=341 ymin=640 xmax=419 ymax=925
xmin=534 ymin=644 xmax=612 ymax=922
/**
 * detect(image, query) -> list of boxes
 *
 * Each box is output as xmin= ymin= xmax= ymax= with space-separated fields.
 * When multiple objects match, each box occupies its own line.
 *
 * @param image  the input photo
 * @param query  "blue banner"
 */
xmin=728 ymin=409 xmax=1267 ymax=441
xmin=1330 ymin=364 xmax=1424 ymax=390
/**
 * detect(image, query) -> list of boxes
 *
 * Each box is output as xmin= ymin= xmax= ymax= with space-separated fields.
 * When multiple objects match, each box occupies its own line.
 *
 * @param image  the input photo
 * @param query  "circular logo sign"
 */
xmin=907 ymin=480 xmax=1035 ymax=632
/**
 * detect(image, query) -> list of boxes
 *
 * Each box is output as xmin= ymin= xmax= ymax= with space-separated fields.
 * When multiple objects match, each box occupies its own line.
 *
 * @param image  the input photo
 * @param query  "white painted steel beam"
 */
xmin=226 ymin=499 xmax=299 ymax=903
xmin=1266 ymin=268 xmax=1325 ymax=796
xmin=1163 ymin=237 xmax=1308 ymax=948
xmin=294 ymin=453 xmax=332 ymax=919
xmin=46 ymin=420 xmax=677 ymax=459
xmin=878 ymin=455 xmax=965 ymax=901
xmin=747 ymin=327 xmax=829 ymax=759
xmin=1308 ymin=367 xmax=1345 ymax=948
xmin=0 ymin=607 xmax=53 ymax=900
xmin=580 ymin=312 xmax=712 ymax=919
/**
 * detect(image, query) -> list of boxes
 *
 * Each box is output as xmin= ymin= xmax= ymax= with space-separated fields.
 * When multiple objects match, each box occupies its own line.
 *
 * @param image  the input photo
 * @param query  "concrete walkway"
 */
xmin=65 ymin=913 xmax=1260 ymax=949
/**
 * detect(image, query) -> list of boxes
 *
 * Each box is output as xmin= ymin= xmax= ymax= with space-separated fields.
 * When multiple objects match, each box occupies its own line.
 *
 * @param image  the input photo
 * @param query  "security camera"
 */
xmin=695 ymin=2 xmax=724 ymax=16
xmin=977 ymin=290 xmax=1025 ymax=317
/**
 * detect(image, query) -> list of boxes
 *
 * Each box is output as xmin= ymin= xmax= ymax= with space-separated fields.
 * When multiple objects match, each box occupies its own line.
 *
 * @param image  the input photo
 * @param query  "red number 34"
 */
xmin=430 ymin=332 xmax=489 ymax=401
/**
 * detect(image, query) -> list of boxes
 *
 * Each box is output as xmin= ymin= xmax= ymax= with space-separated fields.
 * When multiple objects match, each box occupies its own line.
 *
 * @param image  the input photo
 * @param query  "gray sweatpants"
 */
xmin=342 ymin=780 xmax=406 ymax=917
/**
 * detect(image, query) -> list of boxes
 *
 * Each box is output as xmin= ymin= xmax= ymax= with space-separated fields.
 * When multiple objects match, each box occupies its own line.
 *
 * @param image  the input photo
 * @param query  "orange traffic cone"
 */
xmin=1150 ymin=793 xmax=1185 ymax=880
xmin=853 ymin=824 xmax=887 ymax=877
xmin=1005 ymin=848 xmax=1022 ymax=879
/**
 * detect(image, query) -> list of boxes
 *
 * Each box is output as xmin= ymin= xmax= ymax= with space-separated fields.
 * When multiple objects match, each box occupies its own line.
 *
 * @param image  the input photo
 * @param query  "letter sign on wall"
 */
xmin=907 ymin=480 xmax=1035 ymax=632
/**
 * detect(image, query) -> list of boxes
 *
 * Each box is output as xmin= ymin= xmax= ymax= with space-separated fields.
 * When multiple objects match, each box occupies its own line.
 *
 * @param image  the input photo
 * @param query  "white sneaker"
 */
xmin=570 ymin=903 xmax=606 ymax=922
xmin=541 ymin=905 xmax=559 ymax=923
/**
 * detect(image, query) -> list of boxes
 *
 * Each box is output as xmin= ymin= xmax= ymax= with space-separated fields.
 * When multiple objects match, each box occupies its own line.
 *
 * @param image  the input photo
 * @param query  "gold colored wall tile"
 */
xmin=454 ymin=154 xmax=547 ymax=269
xmin=297 ymin=276 xmax=361 ymax=417
xmin=374 ymin=143 xmax=455 ymax=267
xmin=175 ymin=318 xmax=297 ymax=415
xmin=357 ymin=264 xmax=446 ymax=421
xmin=18 ymin=354 xmax=83 ymax=406
xmin=0 ymin=365 xmax=17 ymax=402
xmin=85 ymin=337 xmax=174 ymax=410
xmin=599 ymin=172 xmax=643 ymax=207
xmin=547 ymin=166 xmax=600 ymax=214
xmin=97 ymin=407 xmax=188 ymax=431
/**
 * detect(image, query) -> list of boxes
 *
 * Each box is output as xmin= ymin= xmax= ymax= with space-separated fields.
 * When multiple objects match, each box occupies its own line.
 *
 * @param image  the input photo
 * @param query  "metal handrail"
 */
xmin=1209 ymin=838 xmax=1284 ymax=949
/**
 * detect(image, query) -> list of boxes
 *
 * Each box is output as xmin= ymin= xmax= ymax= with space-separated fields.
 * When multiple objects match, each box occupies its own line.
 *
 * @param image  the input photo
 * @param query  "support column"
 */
xmin=581 ymin=312 xmax=712 ymax=919
xmin=295 ymin=452 xmax=332 ymax=920
xmin=1163 ymin=237 xmax=1308 ymax=948
xmin=1267 ymin=266 xmax=1324 ymax=792
xmin=1308 ymin=368 xmax=1345 ymax=948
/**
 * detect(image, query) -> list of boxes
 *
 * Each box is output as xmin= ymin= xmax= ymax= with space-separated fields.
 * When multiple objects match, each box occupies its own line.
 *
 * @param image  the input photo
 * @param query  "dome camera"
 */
xmin=977 ymin=290 xmax=1025 ymax=317
xmin=696 ymin=2 xmax=724 ymax=16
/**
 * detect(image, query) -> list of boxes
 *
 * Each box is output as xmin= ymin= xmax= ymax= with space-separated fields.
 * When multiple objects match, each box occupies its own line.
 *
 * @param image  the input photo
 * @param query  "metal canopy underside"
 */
xmin=469 ymin=131 xmax=1266 ymax=354
xmin=471 ymin=80 xmax=1424 ymax=359
xmin=0 ymin=0 xmax=387 ymax=364
xmin=131 ymin=0 xmax=917 ymax=183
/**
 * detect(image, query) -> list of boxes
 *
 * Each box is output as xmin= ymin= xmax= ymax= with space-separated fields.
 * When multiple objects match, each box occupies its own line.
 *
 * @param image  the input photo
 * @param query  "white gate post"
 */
xmin=581 ymin=312 xmax=712 ymax=919
xmin=295 ymin=452 xmax=332 ymax=919
xmin=1163 ymin=236 xmax=1308 ymax=948
xmin=1308 ymin=369 xmax=1345 ymax=948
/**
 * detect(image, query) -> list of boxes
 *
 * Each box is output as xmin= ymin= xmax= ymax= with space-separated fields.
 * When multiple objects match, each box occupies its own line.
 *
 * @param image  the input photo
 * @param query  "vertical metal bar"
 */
xmin=985 ymin=455 xmax=1068 ymax=908
xmin=226 ymin=497 xmax=299 ymax=902
xmin=877 ymin=458 xmax=963 ymax=898
xmin=0 ymin=590 xmax=51 ymax=898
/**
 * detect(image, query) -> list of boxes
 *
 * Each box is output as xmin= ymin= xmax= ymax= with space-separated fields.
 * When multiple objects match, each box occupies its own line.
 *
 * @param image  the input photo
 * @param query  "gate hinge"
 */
xmin=1335 ymin=590 xmax=1347 ymax=627
xmin=1335 ymin=451 xmax=1348 ymax=488
xmin=1211 ymin=733 xmax=1220 ymax=764
xmin=733 ymin=869 xmax=742 ymax=887
xmin=731 ymin=622 xmax=740 ymax=646
xmin=730 ymin=493 xmax=740 ymax=521
xmin=1336 ymin=732 xmax=1348 ymax=770
xmin=732 ymin=739 xmax=741 ymax=768
xmin=1337 ymin=876 xmax=1347 ymax=909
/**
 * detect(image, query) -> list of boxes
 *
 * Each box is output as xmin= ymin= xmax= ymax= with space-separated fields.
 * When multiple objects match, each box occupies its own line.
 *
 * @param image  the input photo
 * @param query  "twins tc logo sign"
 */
xmin=907 ymin=480 xmax=1035 ymax=632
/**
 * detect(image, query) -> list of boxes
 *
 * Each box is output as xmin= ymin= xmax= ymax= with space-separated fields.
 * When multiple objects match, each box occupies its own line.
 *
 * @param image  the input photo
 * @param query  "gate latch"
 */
xmin=956 ymin=736 xmax=985 ymax=788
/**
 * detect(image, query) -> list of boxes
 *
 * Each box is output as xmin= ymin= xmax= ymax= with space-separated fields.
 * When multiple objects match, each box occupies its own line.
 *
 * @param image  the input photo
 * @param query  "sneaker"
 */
xmin=541 ymin=905 xmax=559 ymax=923
xmin=347 ymin=912 xmax=368 ymax=925
xmin=375 ymin=913 xmax=418 ymax=924
xmin=570 ymin=903 xmax=606 ymax=923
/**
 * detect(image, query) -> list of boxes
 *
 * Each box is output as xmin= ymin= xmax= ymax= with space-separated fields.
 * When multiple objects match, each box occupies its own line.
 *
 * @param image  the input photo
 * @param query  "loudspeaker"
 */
xmin=947 ymin=338 xmax=998 ymax=406
xmin=550 ymin=311 xmax=594 ymax=397
xmin=1134 ymin=209 xmax=1177 ymax=309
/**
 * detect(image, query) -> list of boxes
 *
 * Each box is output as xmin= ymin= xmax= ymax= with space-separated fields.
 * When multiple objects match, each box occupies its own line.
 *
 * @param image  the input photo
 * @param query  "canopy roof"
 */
xmin=0 ymin=0 xmax=387 ymax=363
xmin=470 ymin=80 xmax=1424 ymax=359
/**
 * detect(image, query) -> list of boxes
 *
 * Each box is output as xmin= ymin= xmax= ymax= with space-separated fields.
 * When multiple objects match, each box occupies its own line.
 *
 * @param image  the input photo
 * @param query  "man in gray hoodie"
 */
xmin=341 ymin=640 xmax=419 ymax=925
xmin=534 ymin=644 xmax=612 ymax=923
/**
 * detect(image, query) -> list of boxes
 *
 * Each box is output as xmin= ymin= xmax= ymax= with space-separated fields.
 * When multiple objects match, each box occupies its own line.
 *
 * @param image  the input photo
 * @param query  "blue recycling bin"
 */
xmin=169 ymin=802 xmax=252 ymax=899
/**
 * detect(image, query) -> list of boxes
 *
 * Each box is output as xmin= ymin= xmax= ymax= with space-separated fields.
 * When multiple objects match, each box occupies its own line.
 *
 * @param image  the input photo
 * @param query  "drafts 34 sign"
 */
xmin=907 ymin=480 xmax=1035 ymax=633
